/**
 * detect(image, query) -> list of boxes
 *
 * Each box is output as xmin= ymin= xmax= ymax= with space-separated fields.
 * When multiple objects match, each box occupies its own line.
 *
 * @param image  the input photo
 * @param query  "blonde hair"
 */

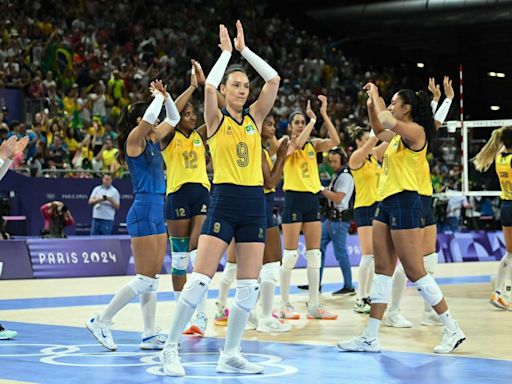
xmin=472 ymin=126 xmax=510 ymax=172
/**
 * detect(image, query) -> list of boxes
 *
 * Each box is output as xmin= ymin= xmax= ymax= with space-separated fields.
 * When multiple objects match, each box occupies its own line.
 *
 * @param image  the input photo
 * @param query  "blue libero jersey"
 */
xmin=126 ymin=140 xmax=166 ymax=195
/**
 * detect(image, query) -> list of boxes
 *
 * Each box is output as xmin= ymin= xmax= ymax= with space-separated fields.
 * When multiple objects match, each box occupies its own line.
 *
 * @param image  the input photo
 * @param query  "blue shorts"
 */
xmin=165 ymin=183 xmax=209 ymax=221
xmin=265 ymin=192 xmax=277 ymax=229
xmin=501 ymin=200 xmax=512 ymax=226
xmin=201 ymin=184 xmax=266 ymax=244
xmin=374 ymin=191 xmax=423 ymax=230
xmin=282 ymin=191 xmax=321 ymax=224
xmin=126 ymin=193 xmax=166 ymax=238
xmin=420 ymin=195 xmax=435 ymax=227
xmin=354 ymin=202 xmax=379 ymax=227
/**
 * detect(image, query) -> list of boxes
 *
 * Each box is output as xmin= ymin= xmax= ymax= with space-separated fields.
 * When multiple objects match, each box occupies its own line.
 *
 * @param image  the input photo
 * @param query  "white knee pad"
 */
xmin=306 ymin=249 xmax=321 ymax=269
xmin=171 ymin=252 xmax=190 ymax=276
xmin=360 ymin=255 xmax=374 ymax=269
xmin=190 ymin=249 xmax=198 ymax=266
xmin=413 ymin=274 xmax=443 ymax=306
xmin=260 ymin=261 xmax=280 ymax=283
xmin=282 ymin=249 xmax=298 ymax=269
xmin=423 ymin=252 xmax=438 ymax=275
xmin=233 ymin=279 xmax=260 ymax=312
xmin=180 ymin=272 xmax=211 ymax=309
xmin=128 ymin=274 xmax=160 ymax=294
xmin=370 ymin=274 xmax=393 ymax=304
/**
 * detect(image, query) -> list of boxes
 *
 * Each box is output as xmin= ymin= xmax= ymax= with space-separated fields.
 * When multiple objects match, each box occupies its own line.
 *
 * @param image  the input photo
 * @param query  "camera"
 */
xmin=103 ymin=195 xmax=107 ymax=200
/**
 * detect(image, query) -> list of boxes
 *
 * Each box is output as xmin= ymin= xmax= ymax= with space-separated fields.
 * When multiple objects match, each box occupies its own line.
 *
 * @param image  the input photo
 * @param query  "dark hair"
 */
xmin=288 ymin=110 xmax=305 ymax=123
xmin=329 ymin=146 xmax=347 ymax=163
xmin=116 ymin=102 xmax=148 ymax=164
xmin=221 ymin=65 xmax=247 ymax=85
xmin=396 ymin=89 xmax=436 ymax=144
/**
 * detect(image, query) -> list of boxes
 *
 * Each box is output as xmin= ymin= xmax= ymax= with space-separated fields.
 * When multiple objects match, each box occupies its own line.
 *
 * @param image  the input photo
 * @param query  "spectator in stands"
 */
xmin=88 ymin=174 xmax=120 ymax=235
xmin=444 ymin=186 xmax=470 ymax=232
xmin=40 ymin=201 xmax=75 ymax=238
xmin=94 ymin=137 xmax=118 ymax=171
xmin=47 ymin=134 xmax=69 ymax=169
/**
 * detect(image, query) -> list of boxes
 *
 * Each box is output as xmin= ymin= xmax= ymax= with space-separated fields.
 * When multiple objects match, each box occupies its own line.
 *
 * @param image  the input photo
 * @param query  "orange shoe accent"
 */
xmin=490 ymin=293 xmax=509 ymax=310
xmin=183 ymin=325 xmax=205 ymax=336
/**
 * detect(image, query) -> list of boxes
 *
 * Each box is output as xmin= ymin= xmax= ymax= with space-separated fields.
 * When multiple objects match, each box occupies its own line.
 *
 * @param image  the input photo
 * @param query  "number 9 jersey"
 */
xmin=208 ymin=108 xmax=263 ymax=186
xmin=496 ymin=152 xmax=512 ymax=200
xmin=161 ymin=130 xmax=210 ymax=194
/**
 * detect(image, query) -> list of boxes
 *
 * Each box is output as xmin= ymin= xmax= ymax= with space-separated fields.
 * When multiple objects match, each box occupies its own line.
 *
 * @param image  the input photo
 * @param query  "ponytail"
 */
xmin=473 ymin=126 xmax=512 ymax=172
xmin=116 ymin=102 xmax=148 ymax=164
xmin=397 ymin=89 xmax=436 ymax=144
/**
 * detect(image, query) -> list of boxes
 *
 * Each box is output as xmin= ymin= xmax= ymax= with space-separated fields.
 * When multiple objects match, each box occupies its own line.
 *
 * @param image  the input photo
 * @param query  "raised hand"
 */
xmin=234 ymin=20 xmax=246 ymax=52
xmin=443 ymin=76 xmax=454 ymax=100
xmin=219 ymin=24 xmax=233 ymax=53
xmin=192 ymin=60 xmax=205 ymax=86
xmin=13 ymin=136 xmax=29 ymax=156
xmin=190 ymin=61 xmax=198 ymax=89
xmin=363 ymin=82 xmax=379 ymax=100
xmin=0 ymin=136 xmax=18 ymax=160
xmin=428 ymin=77 xmax=441 ymax=101
xmin=277 ymin=137 xmax=290 ymax=159
xmin=318 ymin=95 xmax=328 ymax=115
xmin=305 ymin=100 xmax=317 ymax=121
xmin=149 ymin=79 xmax=167 ymax=99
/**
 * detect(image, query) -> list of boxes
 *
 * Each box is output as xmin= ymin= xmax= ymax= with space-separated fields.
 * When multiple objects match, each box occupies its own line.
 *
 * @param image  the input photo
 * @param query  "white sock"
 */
xmin=100 ymin=283 xmax=138 ymax=323
xmin=307 ymin=266 xmax=320 ymax=308
xmin=167 ymin=298 xmax=195 ymax=344
xmin=423 ymin=252 xmax=438 ymax=313
xmin=280 ymin=266 xmax=292 ymax=304
xmin=388 ymin=264 xmax=407 ymax=313
xmin=174 ymin=291 xmax=181 ymax=301
xmin=438 ymin=310 xmax=457 ymax=330
xmin=358 ymin=255 xmax=374 ymax=298
xmin=219 ymin=262 xmax=237 ymax=304
xmin=140 ymin=292 xmax=157 ymax=337
xmin=364 ymin=317 xmax=381 ymax=338
xmin=495 ymin=253 xmax=512 ymax=294
xmin=196 ymin=297 xmax=207 ymax=315
xmin=259 ymin=262 xmax=280 ymax=319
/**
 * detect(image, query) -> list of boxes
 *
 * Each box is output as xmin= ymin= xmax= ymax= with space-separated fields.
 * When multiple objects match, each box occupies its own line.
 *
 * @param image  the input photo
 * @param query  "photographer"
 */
xmin=319 ymin=148 xmax=355 ymax=295
xmin=40 ymin=201 xmax=75 ymax=238
xmin=88 ymin=174 xmax=120 ymax=235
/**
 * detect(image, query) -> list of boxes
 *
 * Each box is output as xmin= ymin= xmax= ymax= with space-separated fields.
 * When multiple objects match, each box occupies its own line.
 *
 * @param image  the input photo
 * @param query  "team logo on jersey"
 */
xmin=200 ymin=204 xmax=207 ymax=213
xmin=308 ymin=151 xmax=315 ymax=158
xmin=193 ymin=139 xmax=201 ymax=147
xmin=226 ymin=126 xmax=233 ymax=135
xmin=246 ymin=125 xmax=255 ymax=135
xmin=176 ymin=140 xmax=182 ymax=147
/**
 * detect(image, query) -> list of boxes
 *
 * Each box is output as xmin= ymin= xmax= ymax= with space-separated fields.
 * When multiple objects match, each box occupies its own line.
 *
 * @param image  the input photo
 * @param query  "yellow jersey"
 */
xmin=208 ymin=109 xmax=263 ymax=186
xmin=418 ymin=150 xmax=433 ymax=196
xmin=263 ymin=147 xmax=276 ymax=194
xmin=162 ymin=129 xmax=210 ymax=194
xmin=283 ymin=141 xmax=321 ymax=193
xmin=351 ymin=155 xmax=381 ymax=208
xmin=496 ymin=153 xmax=512 ymax=200
xmin=102 ymin=148 xmax=119 ymax=170
xmin=378 ymin=134 xmax=428 ymax=200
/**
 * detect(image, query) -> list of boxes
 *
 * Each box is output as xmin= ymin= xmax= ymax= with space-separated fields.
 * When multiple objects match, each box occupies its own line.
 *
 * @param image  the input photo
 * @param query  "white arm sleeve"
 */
xmin=0 ymin=158 xmax=13 ymax=181
xmin=241 ymin=47 xmax=278 ymax=81
xmin=163 ymin=95 xmax=181 ymax=128
xmin=205 ymin=51 xmax=232 ymax=88
xmin=434 ymin=98 xmax=452 ymax=124
xmin=431 ymin=100 xmax=438 ymax=115
xmin=142 ymin=93 xmax=164 ymax=125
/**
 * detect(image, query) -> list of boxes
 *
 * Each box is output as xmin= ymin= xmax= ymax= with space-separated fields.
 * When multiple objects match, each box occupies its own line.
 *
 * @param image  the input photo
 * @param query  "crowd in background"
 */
xmin=0 ymin=0 xmax=499 ymax=229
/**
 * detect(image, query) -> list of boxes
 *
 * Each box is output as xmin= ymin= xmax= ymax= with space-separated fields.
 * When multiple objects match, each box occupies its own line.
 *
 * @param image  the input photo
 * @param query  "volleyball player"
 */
xmin=348 ymin=125 xmax=387 ymax=314
xmin=214 ymin=114 xmax=293 ymax=332
xmin=160 ymin=21 xmax=280 ymax=376
xmin=338 ymin=82 xmax=465 ymax=354
xmin=386 ymin=76 xmax=455 ymax=327
xmin=473 ymin=126 xmax=512 ymax=310
xmin=86 ymin=80 xmax=181 ymax=351
xmin=160 ymin=60 xmax=212 ymax=336
xmin=279 ymin=95 xmax=340 ymax=320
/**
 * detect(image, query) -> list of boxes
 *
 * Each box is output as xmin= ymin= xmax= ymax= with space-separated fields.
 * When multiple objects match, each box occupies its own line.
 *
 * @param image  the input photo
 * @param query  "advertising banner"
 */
xmin=0 ymin=240 xmax=33 ymax=279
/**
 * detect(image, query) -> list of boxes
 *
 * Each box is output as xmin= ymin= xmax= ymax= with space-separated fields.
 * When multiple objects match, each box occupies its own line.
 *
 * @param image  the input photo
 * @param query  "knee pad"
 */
xmin=306 ymin=249 xmax=321 ymax=269
xmin=190 ymin=249 xmax=197 ymax=266
xmin=282 ymin=249 xmax=298 ymax=269
xmin=370 ymin=274 xmax=393 ymax=304
xmin=413 ymin=274 xmax=443 ymax=306
xmin=170 ymin=236 xmax=189 ymax=253
xmin=171 ymin=252 xmax=190 ymax=276
xmin=180 ymin=272 xmax=211 ymax=309
xmin=260 ymin=261 xmax=280 ymax=284
xmin=234 ymin=279 xmax=260 ymax=312
xmin=423 ymin=252 xmax=438 ymax=275
xmin=360 ymin=255 xmax=374 ymax=269
xmin=128 ymin=274 xmax=160 ymax=294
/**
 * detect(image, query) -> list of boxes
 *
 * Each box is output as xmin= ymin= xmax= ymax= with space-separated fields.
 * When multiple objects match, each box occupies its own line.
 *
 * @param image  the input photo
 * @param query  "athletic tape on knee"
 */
xmin=128 ymin=274 xmax=160 ymax=294
xmin=260 ymin=261 xmax=280 ymax=283
xmin=306 ymin=249 xmax=322 ymax=269
xmin=282 ymin=249 xmax=298 ymax=269
xmin=413 ymin=274 xmax=443 ymax=306
xmin=234 ymin=279 xmax=260 ymax=312
xmin=171 ymin=252 xmax=190 ymax=275
xmin=170 ymin=236 xmax=190 ymax=253
xmin=180 ymin=272 xmax=211 ymax=309
xmin=370 ymin=274 xmax=393 ymax=304
xmin=423 ymin=252 xmax=438 ymax=275
xmin=190 ymin=249 xmax=197 ymax=266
